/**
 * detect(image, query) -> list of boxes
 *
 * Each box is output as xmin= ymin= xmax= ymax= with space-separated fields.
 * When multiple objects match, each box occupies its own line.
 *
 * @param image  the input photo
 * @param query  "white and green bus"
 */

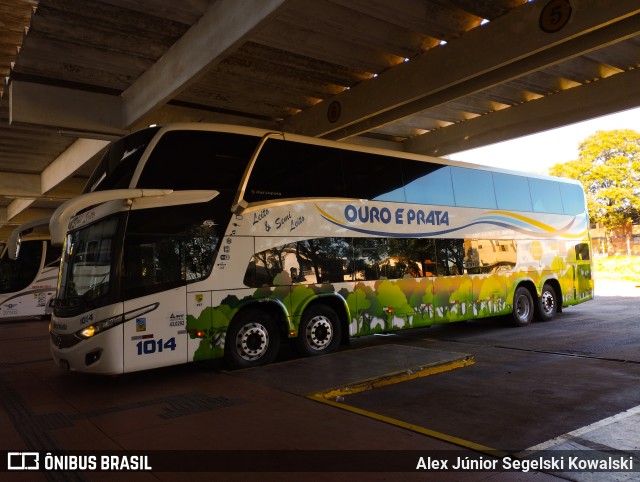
xmin=47 ymin=124 xmax=592 ymax=374
xmin=1 ymin=219 xmax=61 ymax=320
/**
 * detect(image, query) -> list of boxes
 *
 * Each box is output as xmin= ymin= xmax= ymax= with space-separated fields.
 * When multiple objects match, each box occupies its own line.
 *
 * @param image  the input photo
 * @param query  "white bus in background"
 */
xmin=47 ymin=124 xmax=592 ymax=374
xmin=0 ymin=219 xmax=61 ymax=320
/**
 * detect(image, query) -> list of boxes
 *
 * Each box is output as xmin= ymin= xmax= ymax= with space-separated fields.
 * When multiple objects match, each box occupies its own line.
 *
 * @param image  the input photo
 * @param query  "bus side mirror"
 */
xmin=8 ymin=234 xmax=21 ymax=260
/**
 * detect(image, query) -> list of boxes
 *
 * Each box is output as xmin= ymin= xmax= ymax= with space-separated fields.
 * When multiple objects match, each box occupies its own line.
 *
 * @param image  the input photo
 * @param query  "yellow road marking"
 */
xmin=314 ymin=355 xmax=475 ymax=400
xmin=307 ymin=355 xmax=507 ymax=457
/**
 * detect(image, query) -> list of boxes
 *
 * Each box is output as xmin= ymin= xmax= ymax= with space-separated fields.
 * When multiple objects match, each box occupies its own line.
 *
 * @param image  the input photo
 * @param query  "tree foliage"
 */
xmin=549 ymin=129 xmax=640 ymax=230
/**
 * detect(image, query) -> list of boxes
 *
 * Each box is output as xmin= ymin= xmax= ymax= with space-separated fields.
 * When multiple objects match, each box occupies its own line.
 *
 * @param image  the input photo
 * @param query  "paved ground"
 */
xmin=0 ymin=282 xmax=639 ymax=481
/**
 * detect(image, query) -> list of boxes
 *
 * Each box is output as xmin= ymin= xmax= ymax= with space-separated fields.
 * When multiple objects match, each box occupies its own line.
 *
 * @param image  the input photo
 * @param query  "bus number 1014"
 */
xmin=136 ymin=337 xmax=177 ymax=355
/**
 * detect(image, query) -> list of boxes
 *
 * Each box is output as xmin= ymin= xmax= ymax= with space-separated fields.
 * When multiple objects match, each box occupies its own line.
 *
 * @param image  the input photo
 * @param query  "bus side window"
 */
xmin=123 ymin=203 xmax=219 ymax=299
xmin=575 ymin=243 xmax=590 ymax=261
xmin=436 ymin=239 xmax=465 ymax=276
xmin=244 ymin=238 xmax=351 ymax=287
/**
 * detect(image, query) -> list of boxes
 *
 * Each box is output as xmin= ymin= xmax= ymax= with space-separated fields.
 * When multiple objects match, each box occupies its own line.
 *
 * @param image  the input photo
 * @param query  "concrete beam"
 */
xmin=120 ymin=0 xmax=290 ymax=128
xmin=282 ymin=0 xmax=640 ymax=139
xmin=41 ymin=138 xmax=110 ymax=194
xmin=404 ymin=66 xmax=640 ymax=157
xmin=0 ymin=172 xmax=41 ymax=197
xmin=0 ymin=207 xmax=55 ymax=228
xmin=9 ymin=1 xmax=290 ymax=133
xmin=6 ymin=198 xmax=36 ymax=220
xmin=9 ymin=81 xmax=124 ymax=135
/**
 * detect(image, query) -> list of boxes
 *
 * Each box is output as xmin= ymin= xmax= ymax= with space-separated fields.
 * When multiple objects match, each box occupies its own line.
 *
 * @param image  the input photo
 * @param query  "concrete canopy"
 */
xmin=0 ymin=0 xmax=639 ymax=236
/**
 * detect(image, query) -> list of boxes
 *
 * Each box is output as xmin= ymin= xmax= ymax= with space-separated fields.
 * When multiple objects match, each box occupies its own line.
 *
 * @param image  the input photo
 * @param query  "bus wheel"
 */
xmin=536 ymin=283 xmax=557 ymax=321
xmin=225 ymin=309 xmax=280 ymax=369
xmin=512 ymin=286 xmax=534 ymax=326
xmin=295 ymin=304 xmax=341 ymax=357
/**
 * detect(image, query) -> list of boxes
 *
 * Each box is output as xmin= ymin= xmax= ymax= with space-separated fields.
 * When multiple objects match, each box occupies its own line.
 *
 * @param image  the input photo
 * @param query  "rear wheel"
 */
xmin=536 ymin=283 xmax=557 ymax=321
xmin=295 ymin=304 xmax=341 ymax=357
xmin=512 ymin=286 xmax=534 ymax=326
xmin=224 ymin=309 xmax=280 ymax=369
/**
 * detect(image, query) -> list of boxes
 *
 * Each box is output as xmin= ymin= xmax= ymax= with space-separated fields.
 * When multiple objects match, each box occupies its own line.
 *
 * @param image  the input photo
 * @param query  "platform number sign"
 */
xmin=540 ymin=0 xmax=572 ymax=33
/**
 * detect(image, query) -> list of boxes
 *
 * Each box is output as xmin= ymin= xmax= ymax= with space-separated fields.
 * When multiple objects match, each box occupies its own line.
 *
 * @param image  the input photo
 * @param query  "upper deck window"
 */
xmin=451 ymin=167 xmax=496 ymax=209
xmin=86 ymin=126 xmax=161 ymax=192
xmin=529 ymin=178 xmax=564 ymax=214
xmin=493 ymin=173 xmax=533 ymax=212
xmin=137 ymin=130 xmax=260 ymax=192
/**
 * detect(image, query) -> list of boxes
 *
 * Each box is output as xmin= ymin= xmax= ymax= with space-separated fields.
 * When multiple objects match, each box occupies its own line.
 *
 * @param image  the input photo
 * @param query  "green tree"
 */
xmin=549 ymin=129 xmax=640 ymax=254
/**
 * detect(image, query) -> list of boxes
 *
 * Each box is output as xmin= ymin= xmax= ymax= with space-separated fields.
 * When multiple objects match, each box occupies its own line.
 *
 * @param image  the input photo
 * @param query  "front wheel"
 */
xmin=295 ymin=304 xmax=342 ymax=357
xmin=512 ymin=286 xmax=534 ymax=326
xmin=536 ymin=283 xmax=557 ymax=321
xmin=224 ymin=309 xmax=280 ymax=369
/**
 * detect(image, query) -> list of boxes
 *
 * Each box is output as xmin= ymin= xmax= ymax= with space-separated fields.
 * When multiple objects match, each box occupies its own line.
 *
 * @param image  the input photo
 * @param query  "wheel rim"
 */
xmin=515 ymin=293 xmax=531 ymax=320
xmin=541 ymin=290 xmax=555 ymax=314
xmin=235 ymin=322 xmax=269 ymax=361
xmin=305 ymin=315 xmax=333 ymax=351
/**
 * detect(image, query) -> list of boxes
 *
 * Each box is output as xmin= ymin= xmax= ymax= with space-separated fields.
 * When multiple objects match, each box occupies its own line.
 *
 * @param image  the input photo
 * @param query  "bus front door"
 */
xmin=122 ymin=287 xmax=188 ymax=372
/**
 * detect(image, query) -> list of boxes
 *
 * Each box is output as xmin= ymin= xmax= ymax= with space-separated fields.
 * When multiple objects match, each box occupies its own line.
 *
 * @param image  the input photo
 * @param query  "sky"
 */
xmin=448 ymin=106 xmax=640 ymax=175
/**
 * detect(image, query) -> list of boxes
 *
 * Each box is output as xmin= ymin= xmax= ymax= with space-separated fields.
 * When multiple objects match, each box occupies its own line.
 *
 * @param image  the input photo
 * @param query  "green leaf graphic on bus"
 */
xmin=187 ymin=235 xmax=593 ymax=363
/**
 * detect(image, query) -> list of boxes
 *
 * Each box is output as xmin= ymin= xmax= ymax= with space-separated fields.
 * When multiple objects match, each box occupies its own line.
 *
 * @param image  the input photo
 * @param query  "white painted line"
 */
xmin=524 ymin=405 xmax=640 ymax=453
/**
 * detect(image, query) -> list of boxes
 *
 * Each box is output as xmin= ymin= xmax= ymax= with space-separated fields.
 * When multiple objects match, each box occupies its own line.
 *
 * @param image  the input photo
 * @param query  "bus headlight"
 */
xmin=77 ymin=314 xmax=124 ymax=339
xmin=80 ymin=325 xmax=96 ymax=338
xmin=73 ymin=303 xmax=159 ymax=340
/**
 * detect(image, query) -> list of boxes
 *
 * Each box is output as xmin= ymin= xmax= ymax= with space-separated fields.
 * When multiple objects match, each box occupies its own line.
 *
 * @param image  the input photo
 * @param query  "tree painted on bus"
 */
xmin=187 ymin=235 xmax=592 ymax=363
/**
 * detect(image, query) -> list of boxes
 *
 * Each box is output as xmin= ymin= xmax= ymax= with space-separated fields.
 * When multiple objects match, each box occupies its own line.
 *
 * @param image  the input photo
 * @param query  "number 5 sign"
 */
xmin=540 ymin=0 xmax=572 ymax=33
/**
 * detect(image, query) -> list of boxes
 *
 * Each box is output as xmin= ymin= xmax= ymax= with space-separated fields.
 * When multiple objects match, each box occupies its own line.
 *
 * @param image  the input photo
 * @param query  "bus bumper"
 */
xmin=50 ymin=325 xmax=125 ymax=375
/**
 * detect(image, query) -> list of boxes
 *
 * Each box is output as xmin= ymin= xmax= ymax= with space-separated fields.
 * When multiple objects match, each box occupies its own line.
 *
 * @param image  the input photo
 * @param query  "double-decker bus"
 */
xmin=47 ymin=124 xmax=592 ymax=374
xmin=1 ymin=219 xmax=61 ymax=320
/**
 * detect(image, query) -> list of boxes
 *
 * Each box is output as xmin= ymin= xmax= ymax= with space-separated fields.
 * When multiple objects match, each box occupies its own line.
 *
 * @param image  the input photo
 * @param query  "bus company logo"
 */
xmin=315 ymin=203 xmax=453 ymax=237
xmin=252 ymin=208 xmax=269 ymax=225
xmin=7 ymin=452 xmax=39 ymax=470
xmin=69 ymin=210 xmax=95 ymax=230
xmin=194 ymin=294 xmax=204 ymax=304
xmin=136 ymin=318 xmax=146 ymax=332
xmin=274 ymin=211 xmax=305 ymax=232
xmin=343 ymin=204 xmax=450 ymax=226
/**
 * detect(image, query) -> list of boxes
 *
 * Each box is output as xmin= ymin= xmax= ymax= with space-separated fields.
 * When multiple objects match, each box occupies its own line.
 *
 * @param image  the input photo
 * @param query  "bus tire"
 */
xmin=536 ymin=283 xmax=557 ymax=321
xmin=224 ymin=309 xmax=280 ymax=369
xmin=295 ymin=304 xmax=341 ymax=357
xmin=512 ymin=286 xmax=534 ymax=326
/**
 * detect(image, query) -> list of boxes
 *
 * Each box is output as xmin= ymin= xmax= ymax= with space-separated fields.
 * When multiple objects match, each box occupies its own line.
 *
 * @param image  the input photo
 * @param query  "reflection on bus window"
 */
xmin=244 ymin=238 xmax=351 ymax=287
xmin=243 ymin=236 xmax=503 ymax=288
xmin=575 ymin=243 xmax=590 ymax=261
xmin=465 ymin=239 xmax=517 ymax=274
xmin=353 ymin=238 xmax=438 ymax=280
xmin=436 ymin=239 xmax=465 ymax=276
xmin=123 ymin=204 xmax=220 ymax=299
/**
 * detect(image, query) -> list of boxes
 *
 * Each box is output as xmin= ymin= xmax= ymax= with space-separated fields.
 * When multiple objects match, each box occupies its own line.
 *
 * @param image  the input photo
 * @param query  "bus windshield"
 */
xmin=56 ymin=199 xmax=223 ymax=316
xmin=57 ymin=215 xmax=120 ymax=314
xmin=85 ymin=126 xmax=161 ymax=193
